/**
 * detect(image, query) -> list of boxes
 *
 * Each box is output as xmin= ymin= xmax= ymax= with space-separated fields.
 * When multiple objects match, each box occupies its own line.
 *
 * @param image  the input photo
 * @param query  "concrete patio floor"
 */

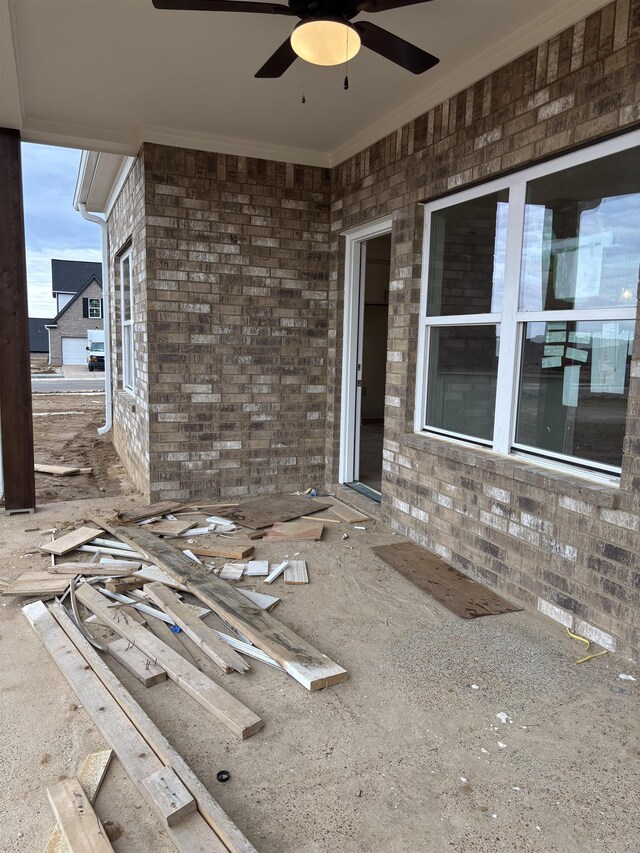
xmin=0 ymin=493 xmax=638 ymax=852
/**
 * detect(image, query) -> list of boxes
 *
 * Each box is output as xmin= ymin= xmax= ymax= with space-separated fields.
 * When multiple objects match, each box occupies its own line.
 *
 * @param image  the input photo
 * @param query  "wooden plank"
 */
xmin=238 ymin=589 xmax=280 ymax=611
xmin=97 ymin=521 xmax=348 ymax=691
xmin=264 ymin=519 xmax=323 ymax=542
xmin=145 ymin=519 xmax=197 ymax=537
xmin=24 ymin=602 xmax=229 ymax=853
xmin=106 ymin=637 xmax=168 ymax=687
xmin=76 ymin=584 xmax=263 ymax=739
xmin=0 ymin=129 xmax=35 ymax=513
xmin=142 ymin=767 xmax=197 ymax=827
xmin=263 ymin=561 xmax=288 ymax=585
xmin=133 ymin=564 xmax=188 ymax=591
xmin=35 ymin=464 xmax=81 ymax=476
xmin=190 ymin=544 xmax=254 ymax=560
xmin=47 ymin=602 xmax=257 ymax=853
xmin=220 ymin=564 xmax=244 ymax=580
xmin=371 ymin=542 xmax=522 ymax=618
xmin=223 ymin=494 xmax=331 ymax=529
xmin=117 ymin=501 xmax=182 ymax=524
xmin=145 ymin=583 xmax=249 ymax=674
xmin=284 ymin=561 xmax=309 ymax=584
xmin=45 ymin=750 xmax=113 ymax=853
xmin=2 ymin=572 xmax=71 ymax=596
xmin=104 ymin=576 xmax=146 ymax=595
xmin=49 ymin=563 xmax=139 ymax=576
xmin=314 ymin=497 xmax=370 ymax=523
xmin=46 ymin=777 xmax=114 ymax=853
xmin=41 ymin=527 xmax=105 ymax=557
xmin=143 ymin=611 xmax=201 ymax=667
xmin=244 ymin=560 xmax=269 ymax=577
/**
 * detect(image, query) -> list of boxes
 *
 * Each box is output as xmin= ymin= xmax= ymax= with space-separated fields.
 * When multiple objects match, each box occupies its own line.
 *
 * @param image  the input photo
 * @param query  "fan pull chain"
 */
xmin=301 ymin=64 xmax=307 ymax=104
xmin=344 ymin=26 xmax=350 ymax=90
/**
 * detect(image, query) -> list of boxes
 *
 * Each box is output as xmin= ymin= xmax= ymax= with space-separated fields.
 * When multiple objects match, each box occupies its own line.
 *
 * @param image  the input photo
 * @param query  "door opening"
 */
xmin=340 ymin=221 xmax=392 ymax=501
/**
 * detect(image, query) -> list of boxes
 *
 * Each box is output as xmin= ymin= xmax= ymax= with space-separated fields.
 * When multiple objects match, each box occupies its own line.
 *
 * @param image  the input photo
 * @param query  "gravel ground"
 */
xmin=0 ymin=488 xmax=638 ymax=852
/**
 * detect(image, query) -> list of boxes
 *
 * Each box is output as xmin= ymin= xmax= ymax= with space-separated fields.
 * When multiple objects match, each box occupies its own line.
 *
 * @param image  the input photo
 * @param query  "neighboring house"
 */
xmin=28 ymin=318 xmax=52 ymax=356
xmin=45 ymin=260 xmax=103 ymax=366
xmin=72 ymin=0 xmax=640 ymax=661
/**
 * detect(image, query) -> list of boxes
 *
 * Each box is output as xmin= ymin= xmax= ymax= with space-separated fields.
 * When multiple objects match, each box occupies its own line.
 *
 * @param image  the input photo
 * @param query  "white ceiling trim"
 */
xmin=330 ymin=0 xmax=609 ymax=166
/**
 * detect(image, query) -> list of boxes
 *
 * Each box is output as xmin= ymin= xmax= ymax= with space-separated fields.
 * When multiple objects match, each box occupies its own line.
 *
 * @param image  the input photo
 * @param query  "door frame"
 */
xmin=339 ymin=216 xmax=393 ymax=485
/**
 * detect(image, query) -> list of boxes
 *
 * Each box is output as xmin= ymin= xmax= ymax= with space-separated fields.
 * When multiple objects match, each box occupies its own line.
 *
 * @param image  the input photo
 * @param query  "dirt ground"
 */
xmin=31 ymin=392 xmax=130 ymax=503
xmin=0 ymin=404 xmax=639 ymax=852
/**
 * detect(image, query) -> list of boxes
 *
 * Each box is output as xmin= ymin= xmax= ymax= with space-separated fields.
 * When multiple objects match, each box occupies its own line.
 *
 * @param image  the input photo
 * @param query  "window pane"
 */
xmin=122 ymin=256 xmax=131 ymax=322
xmin=427 ymin=190 xmax=508 ymax=316
xmin=515 ymin=320 xmax=634 ymax=468
xmin=519 ymin=146 xmax=640 ymax=311
xmin=426 ymin=325 xmax=499 ymax=440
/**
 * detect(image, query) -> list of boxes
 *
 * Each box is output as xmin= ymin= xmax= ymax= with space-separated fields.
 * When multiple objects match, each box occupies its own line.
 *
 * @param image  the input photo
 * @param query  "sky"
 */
xmin=22 ymin=143 xmax=102 ymax=318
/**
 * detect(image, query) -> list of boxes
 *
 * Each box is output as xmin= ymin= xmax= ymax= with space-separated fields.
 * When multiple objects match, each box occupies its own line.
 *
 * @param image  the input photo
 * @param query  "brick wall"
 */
xmin=106 ymin=154 xmax=150 ymax=496
xmin=142 ymin=145 xmax=331 ymax=500
xmin=48 ymin=280 xmax=103 ymax=365
xmin=326 ymin=0 xmax=640 ymax=656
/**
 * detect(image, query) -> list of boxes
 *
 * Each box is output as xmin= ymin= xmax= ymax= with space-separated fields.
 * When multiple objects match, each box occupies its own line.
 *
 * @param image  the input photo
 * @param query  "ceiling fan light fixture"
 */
xmin=290 ymin=19 xmax=361 ymax=66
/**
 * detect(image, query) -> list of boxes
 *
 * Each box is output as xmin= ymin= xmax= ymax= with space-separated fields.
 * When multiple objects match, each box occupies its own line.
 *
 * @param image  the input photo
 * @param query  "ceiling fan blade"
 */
xmin=355 ymin=0 xmax=434 ymax=12
xmin=255 ymin=38 xmax=298 ymax=78
xmin=354 ymin=21 xmax=439 ymax=74
xmin=152 ymin=0 xmax=295 ymax=15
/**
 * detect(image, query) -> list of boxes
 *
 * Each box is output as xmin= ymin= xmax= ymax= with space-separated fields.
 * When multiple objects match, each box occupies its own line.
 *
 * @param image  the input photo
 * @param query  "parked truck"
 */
xmin=86 ymin=329 xmax=105 ymax=372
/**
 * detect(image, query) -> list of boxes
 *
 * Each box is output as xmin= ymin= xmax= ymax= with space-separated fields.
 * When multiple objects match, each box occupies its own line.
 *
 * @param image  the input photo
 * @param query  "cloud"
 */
xmin=21 ymin=143 xmax=102 ymax=317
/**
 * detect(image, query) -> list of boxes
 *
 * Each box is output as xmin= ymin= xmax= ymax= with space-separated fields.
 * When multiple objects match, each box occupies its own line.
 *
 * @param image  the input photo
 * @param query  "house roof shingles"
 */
xmin=51 ymin=259 xmax=102 ymax=296
xmin=29 ymin=317 xmax=53 ymax=353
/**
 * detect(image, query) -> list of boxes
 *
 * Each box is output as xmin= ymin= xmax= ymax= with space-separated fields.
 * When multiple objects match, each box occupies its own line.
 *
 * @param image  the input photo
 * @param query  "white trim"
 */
xmin=417 ymin=128 xmax=640 ymax=475
xmin=339 ymin=217 xmax=393 ymax=485
xmin=120 ymin=247 xmax=135 ymax=395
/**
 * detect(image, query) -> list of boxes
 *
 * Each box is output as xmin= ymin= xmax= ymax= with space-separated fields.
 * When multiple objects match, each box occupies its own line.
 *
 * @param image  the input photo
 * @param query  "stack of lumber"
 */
xmin=11 ymin=493 xmax=358 ymax=851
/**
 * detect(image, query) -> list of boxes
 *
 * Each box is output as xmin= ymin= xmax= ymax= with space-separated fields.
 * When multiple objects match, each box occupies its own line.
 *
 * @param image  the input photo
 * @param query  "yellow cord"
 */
xmin=567 ymin=627 xmax=590 ymax=648
xmin=567 ymin=627 xmax=607 ymax=664
xmin=575 ymin=649 xmax=608 ymax=665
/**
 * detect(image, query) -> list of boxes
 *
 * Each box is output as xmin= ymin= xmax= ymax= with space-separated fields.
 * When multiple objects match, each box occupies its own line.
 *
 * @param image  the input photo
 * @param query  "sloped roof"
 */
xmin=51 ymin=259 xmax=102 ymax=296
xmin=28 ymin=317 xmax=53 ymax=353
xmin=48 ymin=277 xmax=103 ymax=326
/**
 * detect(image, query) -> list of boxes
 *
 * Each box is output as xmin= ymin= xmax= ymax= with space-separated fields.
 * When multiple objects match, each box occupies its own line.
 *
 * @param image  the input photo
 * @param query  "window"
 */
xmin=88 ymin=297 xmax=102 ymax=319
xmin=417 ymin=132 xmax=640 ymax=477
xmin=119 ymin=248 xmax=134 ymax=393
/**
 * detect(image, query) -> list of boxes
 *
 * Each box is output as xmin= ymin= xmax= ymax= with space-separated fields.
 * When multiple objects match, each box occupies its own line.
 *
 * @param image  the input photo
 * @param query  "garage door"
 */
xmin=61 ymin=337 xmax=87 ymax=365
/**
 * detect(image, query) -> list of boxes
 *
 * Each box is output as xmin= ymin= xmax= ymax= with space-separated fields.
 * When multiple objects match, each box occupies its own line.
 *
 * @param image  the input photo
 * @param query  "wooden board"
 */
xmin=104 ymin=576 xmax=146 ymax=594
xmin=117 ymin=501 xmax=182 ymax=524
xmin=145 ymin=519 xmax=197 ymax=537
xmin=106 ymin=637 xmax=168 ymax=687
xmin=237 ymin=588 xmax=280 ymax=611
xmin=244 ymin=561 xmax=269 ymax=577
xmin=222 ymin=494 xmax=331 ymax=530
xmin=313 ymin=496 xmax=370 ymax=523
xmin=263 ymin=561 xmax=288 ymax=585
xmin=144 ymin=583 xmax=249 ymax=674
xmin=41 ymin=527 xmax=105 ymax=557
xmin=371 ymin=542 xmax=522 ymax=619
xmin=35 ymin=463 xmax=81 ymax=476
xmin=49 ymin=563 xmax=139 ymax=576
xmin=134 ymin=564 xmax=188 ymax=592
xmin=220 ymin=564 xmax=244 ymax=580
xmin=2 ymin=572 xmax=71 ymax=597
xmin=47 ymin=777 xmax=114 ymax=852
xmin=25 ymin=602 xmax=230 ymax=853
xmin=143 ymin=612 xmax=200 ymax=668
xmin=45 ymin=750 xmax=113 ymax=853
xmin=96 ymin=521 xmax=348 ymax=691
xmin=264 ymin=519 xmax=323 ymax=542
xmin=47 ymin=602 xmax=257 ymax=853
xmin=284 ymin=560 xmax=309 ymax=584
xmin=76 ymin=584 xmax=263 ymax=739
xmin=142 ymin=767 xmax=196 ymax=827
xmin=190 ymin=544 xmax=254 ymax=560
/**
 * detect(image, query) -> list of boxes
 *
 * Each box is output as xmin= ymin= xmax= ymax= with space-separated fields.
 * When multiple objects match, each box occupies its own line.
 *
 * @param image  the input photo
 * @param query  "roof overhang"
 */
xmin=73 ymin=150 xmax=136 ymax=215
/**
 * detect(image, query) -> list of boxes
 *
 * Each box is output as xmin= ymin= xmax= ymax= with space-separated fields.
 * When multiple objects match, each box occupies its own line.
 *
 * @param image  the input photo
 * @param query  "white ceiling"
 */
xmin=3 ymin=0 xmax=607 ymax=166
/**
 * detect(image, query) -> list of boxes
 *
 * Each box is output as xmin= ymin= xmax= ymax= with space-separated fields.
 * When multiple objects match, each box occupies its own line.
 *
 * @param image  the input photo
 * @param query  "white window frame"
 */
xmin=119 ymin=247 xmax=134 ymax=394
xmin=88 ymin=297 xmax=102 ymax=319
xmin=415 ymin=128 xmax=640 ymax=478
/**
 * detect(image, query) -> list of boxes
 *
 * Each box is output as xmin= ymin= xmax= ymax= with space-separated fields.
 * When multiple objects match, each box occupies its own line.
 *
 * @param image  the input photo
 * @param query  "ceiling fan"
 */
xmin=152 ymin=0 xmax=439 ymax=79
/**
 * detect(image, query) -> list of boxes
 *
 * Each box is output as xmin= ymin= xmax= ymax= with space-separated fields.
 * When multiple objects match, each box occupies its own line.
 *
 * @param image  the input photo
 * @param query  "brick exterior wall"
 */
xmin=326 ymin=0 xmax=640 ymax=657
xmin=106 ymin=154 xmax=150 ymax=496
xmin=142 ymin=145 xmax=331 ymax=500
xmin=48 ymin=280 xmax=103 ymax=365
xmin=105 ymin=0 xmax=640 ymax=654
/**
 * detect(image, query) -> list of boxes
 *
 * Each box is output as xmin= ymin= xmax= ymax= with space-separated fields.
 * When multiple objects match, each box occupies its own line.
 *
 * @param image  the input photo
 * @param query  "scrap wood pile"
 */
xmin=6 ymin=492 xmax=369 ymax=852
